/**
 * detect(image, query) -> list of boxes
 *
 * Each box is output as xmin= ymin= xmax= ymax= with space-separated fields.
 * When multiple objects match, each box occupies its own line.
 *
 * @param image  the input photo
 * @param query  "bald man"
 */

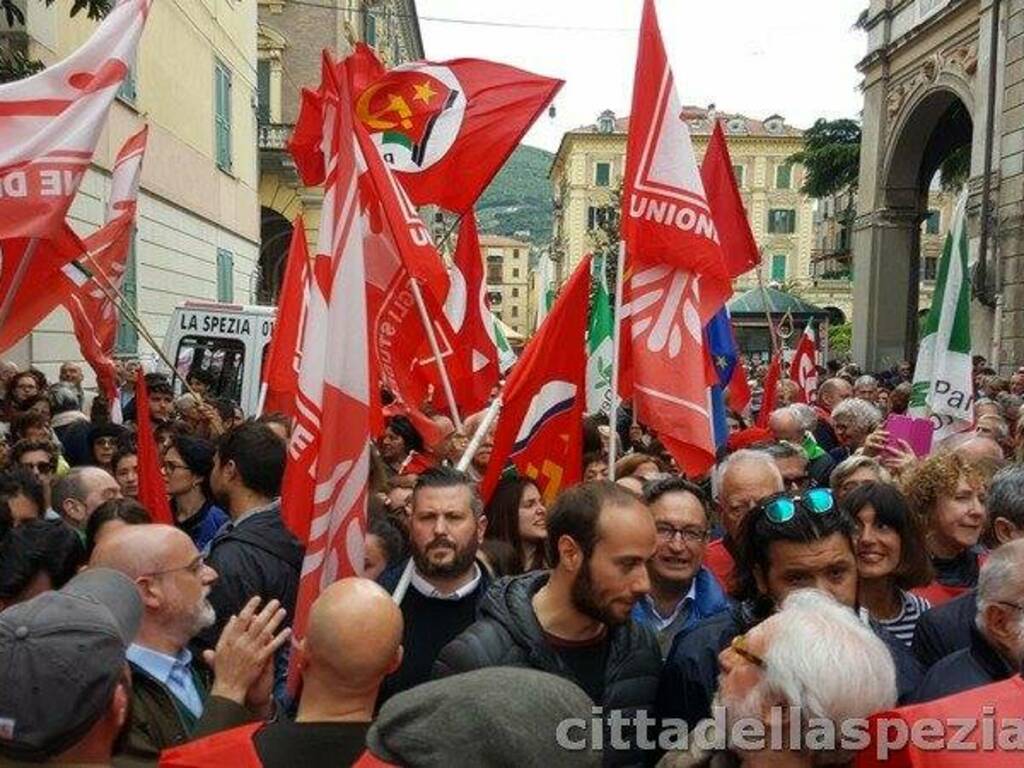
xmin=158 ymin=578 xmax=403 ymax=768
xmin=814 ymin=377 xmax=853 ymax=452
xmin=92 ymin=525 xmax=289 ymax=763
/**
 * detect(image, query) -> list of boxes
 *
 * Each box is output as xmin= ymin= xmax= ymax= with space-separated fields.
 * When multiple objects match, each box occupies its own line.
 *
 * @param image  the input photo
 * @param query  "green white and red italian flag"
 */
xmin=910 ymin=192 xmax=974 ymax=442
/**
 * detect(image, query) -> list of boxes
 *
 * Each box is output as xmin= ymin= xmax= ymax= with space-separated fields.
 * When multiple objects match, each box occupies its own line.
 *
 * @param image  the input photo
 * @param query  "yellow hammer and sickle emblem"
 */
xmin=355 ymin=82 xmax=414 ymax=131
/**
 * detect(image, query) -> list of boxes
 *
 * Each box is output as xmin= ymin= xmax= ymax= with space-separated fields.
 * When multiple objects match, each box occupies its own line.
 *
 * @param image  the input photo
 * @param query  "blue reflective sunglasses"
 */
xmin=757 ymin=487 xmax=835 ymax=524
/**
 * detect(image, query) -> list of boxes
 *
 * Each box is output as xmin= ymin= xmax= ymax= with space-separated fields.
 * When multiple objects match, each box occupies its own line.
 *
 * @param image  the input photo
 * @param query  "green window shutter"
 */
xmin=115 ymin=233 xmax=139 ymax=354
xmin=771 ymin=254 xmax=787 ymax=282
xmin=117 ymin=64 xmax=137 ymax=104
xmin=925 ymin=210 xmax=940 ymax=235
xmin=595 ymin=162 xmax=610 ymax=187
xmin=217 ymin=249 xmax=234 ymax=302
xmin=215 ymin=60 xmax=232 ymax=172
xmin=364 ymin=13 xmax=377 ymax=46
xmin=256 ymin=60 xmax=270 ymax=125
xmin=768 ymin=209 xmax=796 ymax=234
xmin=775 ymin=163 xmax=792 ymax=189
xmin=732 ymin=164 xmax=744 ymax=188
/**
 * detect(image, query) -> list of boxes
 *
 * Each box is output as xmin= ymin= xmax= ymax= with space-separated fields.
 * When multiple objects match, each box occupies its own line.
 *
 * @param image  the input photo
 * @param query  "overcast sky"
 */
xmin=416 ymin=0 xmax=868 ymax=152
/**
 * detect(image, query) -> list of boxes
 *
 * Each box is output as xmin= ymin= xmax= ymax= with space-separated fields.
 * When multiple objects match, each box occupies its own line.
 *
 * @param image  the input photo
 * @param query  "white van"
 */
xmin=162 ymin=301 xmax=275 ymax=415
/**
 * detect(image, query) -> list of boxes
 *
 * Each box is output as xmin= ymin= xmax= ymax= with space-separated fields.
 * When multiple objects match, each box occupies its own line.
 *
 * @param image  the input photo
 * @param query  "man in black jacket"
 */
xmin=657 ymin=487 xmax=923 ymax=730
xmin=434 ymin=481 xmax=661 ymax=766
xmin=197 ymin=423 xmax=303 ymax=653
xmin=911 ymin=540 xmax=1024 ymax=702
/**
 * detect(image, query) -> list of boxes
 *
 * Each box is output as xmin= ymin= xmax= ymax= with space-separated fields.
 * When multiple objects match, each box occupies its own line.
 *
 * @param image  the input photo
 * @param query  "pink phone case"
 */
xmin=884 ymin=414 xmax=933 ymax=457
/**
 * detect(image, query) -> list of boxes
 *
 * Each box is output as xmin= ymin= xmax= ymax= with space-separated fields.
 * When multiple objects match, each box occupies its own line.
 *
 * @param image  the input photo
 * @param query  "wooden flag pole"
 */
xmin=607 ymin=242 xmax=626 ymax=481
xmin=0 ymin=238 xmax=39 ymax=331
xmin=755 ymin=262 xmax=782 ymax=361
xmin=408 ymin=276 xmax=464 ymax=432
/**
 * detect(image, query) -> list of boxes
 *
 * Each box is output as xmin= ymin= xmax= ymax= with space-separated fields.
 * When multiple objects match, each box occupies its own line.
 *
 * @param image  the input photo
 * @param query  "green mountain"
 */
xmin=475 ymin=145 xmax=554 ymax=245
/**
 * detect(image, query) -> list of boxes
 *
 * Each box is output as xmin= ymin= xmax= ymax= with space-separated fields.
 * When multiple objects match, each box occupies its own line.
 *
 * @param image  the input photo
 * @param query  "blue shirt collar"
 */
xmin=126 ymin=643 xmax=193 ymax=685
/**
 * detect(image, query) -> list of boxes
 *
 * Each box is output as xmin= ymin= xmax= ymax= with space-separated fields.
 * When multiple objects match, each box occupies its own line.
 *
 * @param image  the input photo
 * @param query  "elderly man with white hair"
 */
xmin=658 ymin=589 xmax=897 ymax=767
xmin=829 ymin=398 xmax=883 ymax=464
xmin=909 ymin=539 xmax=1024 ymax=703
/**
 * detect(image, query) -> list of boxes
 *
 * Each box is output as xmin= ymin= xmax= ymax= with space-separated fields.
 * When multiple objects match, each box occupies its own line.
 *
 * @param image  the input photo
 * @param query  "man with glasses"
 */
xmin=758 ymin=441 xmax=812 ymax=493
xmin=657 ymin=486 xmax=923 ymax=730
xmin=910 ymin=539 xmax=1024 ymax=703
xmin=90 ymin=523 xmax=290 ymax=762
xmin=632 ymin=477 xmax=729 ymax=657
xmin=12 ymin=438 xmax=60 ymax=515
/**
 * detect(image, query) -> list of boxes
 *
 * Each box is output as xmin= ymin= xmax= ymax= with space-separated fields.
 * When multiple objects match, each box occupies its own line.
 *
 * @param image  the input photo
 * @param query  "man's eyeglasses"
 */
xmin=997 ymin=601 xmax=1024 ymax=612
xmin=729 ymin=633 xmax=766 ymax=668
xmin=161 ymin=461 xmax=189 ymax=474
xmin=655 ymin=524 xmax=708 ymax=545
xmin=755 ymin=487 xmax=835 ymax=524
xmin=141 ymin=555 xmax=205 ymax=578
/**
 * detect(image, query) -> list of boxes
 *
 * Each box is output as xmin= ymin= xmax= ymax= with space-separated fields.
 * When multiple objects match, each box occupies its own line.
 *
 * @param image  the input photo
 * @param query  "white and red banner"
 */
xmin=0 ymin=125 xmax=148 ymax=403
xmin=789 ymin=322 xmax=819 ymax=404
xmin=0 ymin=0 xmax=151 ymax=308
xmin=282 ymin=53 xmax=371 ymax=688
xmin=443 ymin=213 xmax=499 ymax=415
xmin=618 ymin=0 xmax=726 ymax=477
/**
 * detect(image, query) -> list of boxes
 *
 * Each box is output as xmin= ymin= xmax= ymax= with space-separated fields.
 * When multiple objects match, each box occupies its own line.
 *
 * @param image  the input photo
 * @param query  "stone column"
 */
xmin=852 ymin=207 xmax=921 ymax=369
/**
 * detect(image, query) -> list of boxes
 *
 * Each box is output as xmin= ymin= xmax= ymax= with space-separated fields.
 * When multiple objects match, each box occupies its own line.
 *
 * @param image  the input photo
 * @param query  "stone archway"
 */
xmin=854 ymin=79 xmax=976 ymax=370
xmin=258 ymin=207 xmax=293 ymax=304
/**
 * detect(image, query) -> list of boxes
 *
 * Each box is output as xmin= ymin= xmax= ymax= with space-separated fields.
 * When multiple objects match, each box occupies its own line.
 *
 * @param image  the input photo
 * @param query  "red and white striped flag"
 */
xmin=0 ymin=0 xmax=151 ymax=309
xmin=789 ymin=322 xmax=819 ymax=404
xmin=281 ymin=52 xmax=371 ymax=687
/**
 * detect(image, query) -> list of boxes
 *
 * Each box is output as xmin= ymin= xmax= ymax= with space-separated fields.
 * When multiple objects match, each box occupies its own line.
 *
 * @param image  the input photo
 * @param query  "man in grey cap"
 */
xmin=0 ymin=568 xmax=143 ymax=766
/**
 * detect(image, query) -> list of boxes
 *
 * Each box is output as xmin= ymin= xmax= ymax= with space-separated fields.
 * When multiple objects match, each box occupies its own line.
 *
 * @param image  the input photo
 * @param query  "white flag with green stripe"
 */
xmin=910 ymin=192 xmax=973 ymax=442
xmin=536 ymin=251 xmax=557 ymax=328
xmin=493 ymin=316 xmax=517 ymax=373
xmin=586 ymin=253 xmax=614 ymax=414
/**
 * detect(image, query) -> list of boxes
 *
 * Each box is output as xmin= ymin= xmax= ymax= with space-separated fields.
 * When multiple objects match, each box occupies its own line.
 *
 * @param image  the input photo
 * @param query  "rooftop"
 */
xmin=571 ymin=106 xmax=804 ymax=139
xmin=478 ymin=234 xmax=532 ymax=248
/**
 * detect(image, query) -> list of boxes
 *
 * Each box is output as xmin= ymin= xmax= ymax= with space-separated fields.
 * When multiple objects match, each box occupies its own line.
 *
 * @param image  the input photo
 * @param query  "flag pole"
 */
xmin=607 ymin=242 xmax=626 ymax=481
xmin=0 ymin=239 xmax=39 ymax=331
xmin=256 ymin=381 xmax=269 ymax=416
xmin=408 ymin=276 xmax=464 ymax=432
xmin=86 ymin=257 xmax=202 ymax=401
xmin=755 ymin=260 xmax=782 ymax=361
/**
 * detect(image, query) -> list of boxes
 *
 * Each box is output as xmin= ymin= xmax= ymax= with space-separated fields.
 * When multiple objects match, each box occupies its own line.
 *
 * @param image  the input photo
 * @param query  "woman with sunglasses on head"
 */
xmin=162 ymin=434 xmax=228 ymax=552
xmin=842 ymin=481 xmax=934 ymax=646
xmin=902 ymin=452 xmax=988 ymax=606
xmin=658 ymin=486 xmax=924 ymax=729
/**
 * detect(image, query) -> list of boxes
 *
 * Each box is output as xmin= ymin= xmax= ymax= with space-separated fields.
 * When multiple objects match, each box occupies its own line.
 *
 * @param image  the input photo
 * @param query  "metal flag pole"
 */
xmin=392 ymin=391 xmax=503 ymax=605
xmin=87 ymin=256 xmax=202 ymax=401
xmin=0 ymin=238 xmax=39 ymax=331
xmin=607 ymin=242 xmax=626 ymax=481
xmin=408 ymin=276 xmax=463 ymax=432
xmin=755 ymin=261 xmax=782 ymax=361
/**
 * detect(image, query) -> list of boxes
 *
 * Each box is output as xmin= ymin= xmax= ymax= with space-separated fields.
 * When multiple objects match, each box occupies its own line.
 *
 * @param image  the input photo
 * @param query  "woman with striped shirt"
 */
xmin=842 ymin=481 xmax=935 ymax=646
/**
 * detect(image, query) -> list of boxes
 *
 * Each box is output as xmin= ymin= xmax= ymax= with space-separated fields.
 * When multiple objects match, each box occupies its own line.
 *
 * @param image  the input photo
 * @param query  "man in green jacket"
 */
xmin=91 ymin=524 xmax=290 ymax=765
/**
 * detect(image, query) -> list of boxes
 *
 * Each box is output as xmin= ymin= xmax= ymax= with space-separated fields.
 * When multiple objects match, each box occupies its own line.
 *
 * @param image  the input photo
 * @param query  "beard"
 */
xmin=412 ymin=535 xmax=479 ymax=579
xmin=183 ymin=594 xmax=216 ymax=639
xmin=712 ymin=681 xmax=769 ymax=748
xmin=570 ymin=557 xmax=624 ymax=626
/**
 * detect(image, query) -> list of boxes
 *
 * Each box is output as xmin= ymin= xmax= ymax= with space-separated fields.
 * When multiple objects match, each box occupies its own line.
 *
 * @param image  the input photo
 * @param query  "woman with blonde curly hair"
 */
xmin=901 ymin=452 xmax=988 ymax=605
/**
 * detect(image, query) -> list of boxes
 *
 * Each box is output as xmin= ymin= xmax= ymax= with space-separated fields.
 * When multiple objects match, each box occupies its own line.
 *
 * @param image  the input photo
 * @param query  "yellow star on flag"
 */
xmin=412 ymin=81 xmax=437 ymax=104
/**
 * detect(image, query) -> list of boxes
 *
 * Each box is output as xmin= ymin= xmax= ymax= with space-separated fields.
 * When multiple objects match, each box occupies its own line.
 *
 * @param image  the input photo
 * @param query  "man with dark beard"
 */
xmin=376 ymin=467 xmax=490 ymax=706
xmin=91 ymin=524 xmax=290 ymax=763
xmin=434 ymin=481 xmax=661 ymax=766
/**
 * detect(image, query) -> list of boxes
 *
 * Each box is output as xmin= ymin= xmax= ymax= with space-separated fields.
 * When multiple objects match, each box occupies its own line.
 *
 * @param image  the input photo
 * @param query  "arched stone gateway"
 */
xmin=258 ymin=207 xmax=293 ymax=304
xmin=853 ymin=0 xmax=1023 ymax=372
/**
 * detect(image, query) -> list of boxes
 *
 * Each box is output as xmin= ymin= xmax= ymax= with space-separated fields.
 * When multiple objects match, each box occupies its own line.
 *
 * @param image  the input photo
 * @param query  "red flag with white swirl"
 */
xmin=789 ymin=323 xmax=819 ymax=404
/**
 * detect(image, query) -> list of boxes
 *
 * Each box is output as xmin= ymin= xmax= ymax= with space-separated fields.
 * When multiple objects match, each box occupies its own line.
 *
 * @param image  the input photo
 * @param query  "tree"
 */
xmin=1 ymin=0 xmax=111 ymax=83
xmin=828 ymin=323 xmax=852 ymax=357
xmin=788 ymin=118 xmax=862 ymax=198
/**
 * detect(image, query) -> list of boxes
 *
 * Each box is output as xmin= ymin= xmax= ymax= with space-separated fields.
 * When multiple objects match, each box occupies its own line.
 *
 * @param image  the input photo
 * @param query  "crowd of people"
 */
xmin=0 ymin=354 xmax=1023 ymax=767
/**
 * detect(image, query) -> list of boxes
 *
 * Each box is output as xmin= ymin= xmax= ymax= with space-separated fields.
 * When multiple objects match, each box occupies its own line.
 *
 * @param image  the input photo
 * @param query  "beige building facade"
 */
xmin=4 ymin=0 xmax=261 ymax=383
xmin=257 ymin=0 xmax=423 ymax=301
xmin=480 ymin=234 xmax=532 ymax=338
xmin=549 ymin=107 xmax=815 ymax=297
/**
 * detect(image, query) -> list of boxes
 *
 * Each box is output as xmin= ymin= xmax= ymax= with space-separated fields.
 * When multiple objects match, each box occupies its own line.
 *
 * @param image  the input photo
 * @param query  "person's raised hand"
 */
xmin=198 ymin=402 xmax=225 ymax=437
xmin=881 ymin=438 xmax=917 ymax=477
xmin=205 ymin=596 xmax=290 ymax=708
xmin=861 ymin=428 xmax=889 ymax=457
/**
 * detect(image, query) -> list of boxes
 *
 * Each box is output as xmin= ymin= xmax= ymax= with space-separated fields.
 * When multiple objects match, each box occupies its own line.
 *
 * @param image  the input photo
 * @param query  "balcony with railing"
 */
xmin=258 ymin=123 xmax=292 ymax=151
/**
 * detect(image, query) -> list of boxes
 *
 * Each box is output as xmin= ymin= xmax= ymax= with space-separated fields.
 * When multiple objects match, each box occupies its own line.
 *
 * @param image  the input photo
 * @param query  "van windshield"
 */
xmin=173 ymin=336 xmax=245 ymax=404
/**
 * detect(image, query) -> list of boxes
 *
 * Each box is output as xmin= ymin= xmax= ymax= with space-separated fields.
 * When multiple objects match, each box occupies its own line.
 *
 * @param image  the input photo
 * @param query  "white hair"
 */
xmin=831 ymin=397 xmax=883 ymax=432
xmin=789 ymin=403 xmax=819 ymax=433
xmin=976 ymin=540 xmax=1024 ymax=632
xmin=712 ymin=449 xmax=782 ymax=501
xmin=762 ymin=590 xmax=897 ymax=763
